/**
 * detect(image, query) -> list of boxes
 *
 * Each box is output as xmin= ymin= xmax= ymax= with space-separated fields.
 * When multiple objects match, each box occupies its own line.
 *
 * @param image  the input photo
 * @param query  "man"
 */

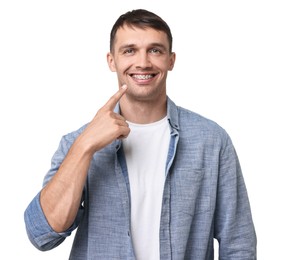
xmin=24 ymin=9 xmax=257 ymax=259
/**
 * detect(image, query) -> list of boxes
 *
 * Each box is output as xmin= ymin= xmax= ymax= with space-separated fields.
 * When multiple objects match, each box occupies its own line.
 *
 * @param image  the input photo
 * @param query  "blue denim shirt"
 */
xmin=24 ymin=97 xmax=257 ymax=259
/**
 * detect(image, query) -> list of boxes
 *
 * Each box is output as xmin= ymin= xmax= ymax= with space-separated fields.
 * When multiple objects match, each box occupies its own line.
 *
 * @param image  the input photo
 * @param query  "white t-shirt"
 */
xmin=122 ymin=116 xmax=170 ymax=260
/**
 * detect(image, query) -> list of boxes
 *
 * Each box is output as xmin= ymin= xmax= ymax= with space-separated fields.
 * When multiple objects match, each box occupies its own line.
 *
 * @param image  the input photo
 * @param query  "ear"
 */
xmin=107 ymin=52 xmax=116 ymax=72
xmin=168 ymin=52 xmax=176 ymax=71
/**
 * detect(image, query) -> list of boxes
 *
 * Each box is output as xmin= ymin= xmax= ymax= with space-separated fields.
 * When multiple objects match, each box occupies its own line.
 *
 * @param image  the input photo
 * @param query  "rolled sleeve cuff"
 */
xmin=24 ymin=192 xmax=74 ymax=251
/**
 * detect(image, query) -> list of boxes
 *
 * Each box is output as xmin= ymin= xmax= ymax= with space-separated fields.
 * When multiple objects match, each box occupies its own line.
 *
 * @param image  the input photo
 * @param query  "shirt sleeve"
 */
xmin=214 ymin=135 xmax=257 ymax=259
xmin=24 ymin=192 xmax=78 ymax=251
xmin=24 ymin=132 xmax=84 ymax=251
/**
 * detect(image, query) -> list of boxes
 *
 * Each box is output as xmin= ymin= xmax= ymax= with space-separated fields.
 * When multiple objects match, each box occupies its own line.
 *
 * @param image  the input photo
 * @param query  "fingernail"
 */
xmin=121 ymin=84 xmax=127 ymax=89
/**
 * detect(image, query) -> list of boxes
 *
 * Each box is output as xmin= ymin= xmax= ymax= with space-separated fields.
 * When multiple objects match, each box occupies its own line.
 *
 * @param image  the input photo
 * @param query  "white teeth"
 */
xmin=133 ymin=74 xmax=153 ymax=80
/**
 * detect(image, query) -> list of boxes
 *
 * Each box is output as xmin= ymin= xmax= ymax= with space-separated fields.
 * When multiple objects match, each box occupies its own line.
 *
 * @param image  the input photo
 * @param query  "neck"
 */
xmin=119 ymin=96 xmax=167 ymax=124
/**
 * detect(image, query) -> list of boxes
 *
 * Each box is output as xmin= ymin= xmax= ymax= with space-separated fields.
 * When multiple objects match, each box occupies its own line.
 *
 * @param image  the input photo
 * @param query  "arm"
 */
xmin=24 ymin=85 xmax=130 ymax=250
xmin=214 ymin=136 xmax=257 ymax=259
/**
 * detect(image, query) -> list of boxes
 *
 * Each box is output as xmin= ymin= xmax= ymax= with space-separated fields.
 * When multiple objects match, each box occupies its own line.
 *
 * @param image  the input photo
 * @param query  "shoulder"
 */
xmin=59 ymin=123 xmax=89 ymax=147
xmin=175 ymin=104 xmax=230 ymax=143
xmin=176 ymin=106 xmax=235 ymax=157
xmin=178 ymin=106 xmax=222 ymax=129
xmin=167 ymin=97 xmax=229 ymax=140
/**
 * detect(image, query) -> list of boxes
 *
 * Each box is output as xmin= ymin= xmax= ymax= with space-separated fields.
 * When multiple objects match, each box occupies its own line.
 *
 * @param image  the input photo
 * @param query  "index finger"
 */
xmin=103 ymin=84 xmax=128 ymax=111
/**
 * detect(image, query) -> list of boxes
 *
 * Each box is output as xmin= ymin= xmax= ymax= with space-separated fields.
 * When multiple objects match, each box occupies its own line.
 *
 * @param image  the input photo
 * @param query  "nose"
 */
xmin=135 ymin=51 xmax=152 ymax=69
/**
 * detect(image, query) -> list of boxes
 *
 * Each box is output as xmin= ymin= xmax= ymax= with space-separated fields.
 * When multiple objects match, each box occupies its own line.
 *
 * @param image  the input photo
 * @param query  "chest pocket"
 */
xmin=172 ymin=167 xmax=211 ymax=216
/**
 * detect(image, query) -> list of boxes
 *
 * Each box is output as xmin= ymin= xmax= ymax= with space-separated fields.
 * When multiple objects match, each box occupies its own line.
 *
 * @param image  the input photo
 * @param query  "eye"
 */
xmin=123 ymin=48 xmax=134 ymax=55
xmin=149 ymin=48 xmax=162 ymax=54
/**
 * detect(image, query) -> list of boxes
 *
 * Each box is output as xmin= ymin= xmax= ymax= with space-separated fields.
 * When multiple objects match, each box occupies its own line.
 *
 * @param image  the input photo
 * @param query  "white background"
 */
xmin=1 ymin=0 xmax=288 ymax=259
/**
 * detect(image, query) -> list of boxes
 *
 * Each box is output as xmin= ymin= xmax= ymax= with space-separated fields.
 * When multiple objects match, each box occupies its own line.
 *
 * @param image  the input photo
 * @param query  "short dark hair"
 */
xmin=110 ymin=9 xmax=173 ymax=53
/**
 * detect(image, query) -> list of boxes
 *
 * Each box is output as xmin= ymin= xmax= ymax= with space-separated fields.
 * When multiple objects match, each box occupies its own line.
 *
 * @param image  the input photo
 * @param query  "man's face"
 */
xmin=107 ymin=25 xmax=175 ymax=102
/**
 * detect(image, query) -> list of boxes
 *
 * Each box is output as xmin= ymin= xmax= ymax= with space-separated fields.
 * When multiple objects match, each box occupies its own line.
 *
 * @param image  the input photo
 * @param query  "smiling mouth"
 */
xmin=130 ymin=74 xmax=157 ymax=80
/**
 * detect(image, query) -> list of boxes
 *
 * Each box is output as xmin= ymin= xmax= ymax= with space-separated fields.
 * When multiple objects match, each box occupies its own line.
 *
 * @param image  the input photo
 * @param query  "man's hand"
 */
xmin=77 ymin=84 xmax=130 ymax=153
